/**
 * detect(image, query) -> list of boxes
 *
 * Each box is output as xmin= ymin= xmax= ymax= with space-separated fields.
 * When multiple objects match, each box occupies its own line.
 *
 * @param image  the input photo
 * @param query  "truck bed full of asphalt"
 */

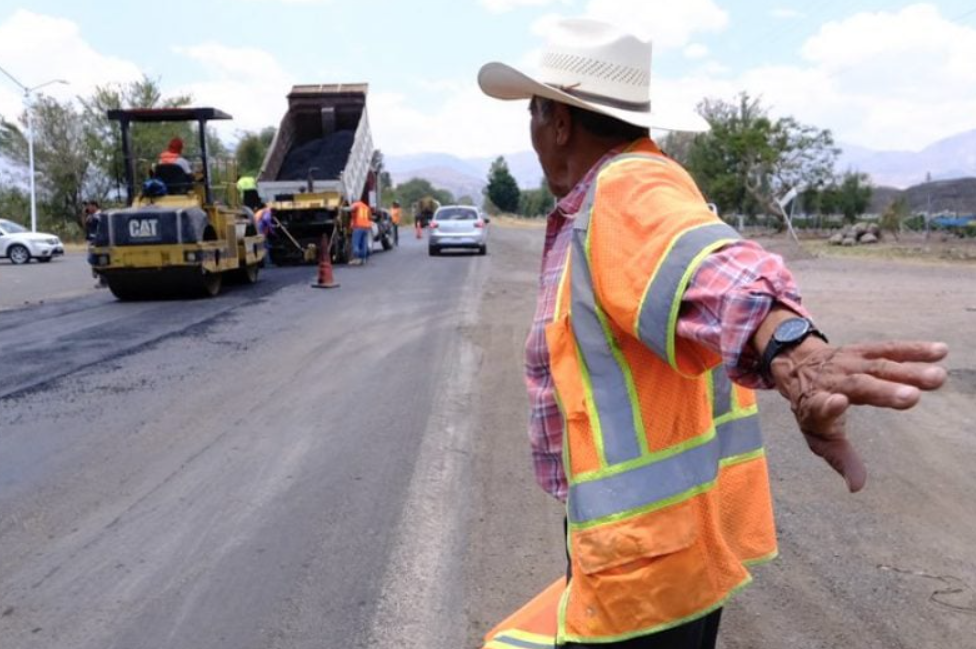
xmin=277 ymin=130 xmax=355 ymax=181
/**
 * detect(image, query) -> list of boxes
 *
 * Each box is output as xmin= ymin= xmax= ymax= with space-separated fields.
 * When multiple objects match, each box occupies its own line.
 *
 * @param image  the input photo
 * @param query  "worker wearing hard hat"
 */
xmin=476 ymin=16 xmax=948 ymax=649
xmin=158 ymin=137 xmax=191 ymax=175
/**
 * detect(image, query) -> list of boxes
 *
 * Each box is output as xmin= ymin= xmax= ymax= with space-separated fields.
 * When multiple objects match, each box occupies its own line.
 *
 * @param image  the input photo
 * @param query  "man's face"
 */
xmin=529 ymin=98 xmax=558 ymax=196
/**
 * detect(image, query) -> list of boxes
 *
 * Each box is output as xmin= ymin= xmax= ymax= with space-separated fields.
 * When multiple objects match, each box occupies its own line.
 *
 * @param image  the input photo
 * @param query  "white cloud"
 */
xmin=579 ymin=0 xmax=728 ymax=48
xmin=643 ymin=4 xmax=976 ymax=152
xmin=370 ymin=84 xmax=532 ymax=158
xmin=170 ymin=43 xmax=299 ymax=140
xmin=683 ymin=43 xmax=709 ymax=60
xmin=480 ymin=0 xmax=571 ymax=14
xmin=0 ymin=10 xmax=140 ymax=122
xmin=771 ymin=7 xmax=803 ymax=19
xmin=792 ymin=3 xmax=976 ymax=149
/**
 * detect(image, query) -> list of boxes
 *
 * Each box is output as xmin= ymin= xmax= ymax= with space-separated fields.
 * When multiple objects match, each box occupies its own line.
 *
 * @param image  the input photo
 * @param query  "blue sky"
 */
xmin=1 ymin=1 xmax=975 ymax=158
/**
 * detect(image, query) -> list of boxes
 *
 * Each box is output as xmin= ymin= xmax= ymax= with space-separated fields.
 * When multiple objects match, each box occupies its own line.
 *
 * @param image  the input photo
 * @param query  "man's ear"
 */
xmin=552 ymin=102 xmax=573 ymax=146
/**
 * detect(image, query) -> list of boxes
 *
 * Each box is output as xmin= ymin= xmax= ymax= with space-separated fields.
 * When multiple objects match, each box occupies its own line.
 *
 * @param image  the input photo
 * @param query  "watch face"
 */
xmin=774 ymin=318 xmax=811 ymax=343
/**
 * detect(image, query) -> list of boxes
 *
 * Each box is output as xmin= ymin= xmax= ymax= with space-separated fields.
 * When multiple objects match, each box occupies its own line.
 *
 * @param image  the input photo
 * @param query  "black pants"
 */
xmin=561 ymin=519 xmax=722 ymax=649
xmin=561 ymin=609 xmax=721 ymax=649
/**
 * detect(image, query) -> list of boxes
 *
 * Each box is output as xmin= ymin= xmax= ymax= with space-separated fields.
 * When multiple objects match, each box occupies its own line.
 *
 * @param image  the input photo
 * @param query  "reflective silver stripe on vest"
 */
xmin=491 ymin=634 xmax=554 ymax=649
xmin=711 ymin=368 xmax=733 ymax=418
xmin=568 ymin=414 xmax=763 ymax=525
xmin=570 ymin=222 xmax=643 ymax=464
xmin=636 ymin=222 xmax=741 ymax=362
xmin=568 ymin=171 xmax=647 ymax=464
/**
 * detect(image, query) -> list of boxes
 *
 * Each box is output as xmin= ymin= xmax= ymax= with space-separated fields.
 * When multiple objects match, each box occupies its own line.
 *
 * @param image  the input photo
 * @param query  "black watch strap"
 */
xmin=760 ymin=317 xmax=828 ymax=381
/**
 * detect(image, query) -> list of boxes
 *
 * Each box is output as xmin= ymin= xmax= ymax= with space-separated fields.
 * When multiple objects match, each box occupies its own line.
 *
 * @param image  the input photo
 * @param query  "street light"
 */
xmin=0 ymin=64 xmax=69 ymax=232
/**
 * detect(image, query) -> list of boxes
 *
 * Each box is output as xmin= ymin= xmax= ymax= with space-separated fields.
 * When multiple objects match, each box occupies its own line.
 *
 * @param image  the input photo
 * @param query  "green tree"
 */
xmin=394 ymin=177 xmax=454 ymax=211
xmin=880 ymin=196 xmax=909 ymax=240
xmin=834 ymin=171 xmax=873 ymax=223
xmin=0 ymin=97 xmax=90 ymax=234
xmin=683 ymin=92 xmax=838 ymax=224
xmin=519 ymin=178 xmax=555 ymax=217
xmin=79 ymin=75 xmax=193 ymax=203
xmin=485 ymin=156 xmax=520 ymax=214
xmin=234 ymin=126 xmax=275 ymax=176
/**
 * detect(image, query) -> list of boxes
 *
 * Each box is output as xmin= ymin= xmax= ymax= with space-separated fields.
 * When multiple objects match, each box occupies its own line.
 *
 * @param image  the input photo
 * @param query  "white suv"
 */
xmin=0 ymin=218 xmax=64 ymax=264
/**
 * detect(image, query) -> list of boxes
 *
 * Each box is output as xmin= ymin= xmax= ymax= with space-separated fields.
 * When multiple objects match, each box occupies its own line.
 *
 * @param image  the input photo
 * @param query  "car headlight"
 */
xmin=46 ymin=237 xmax=59 ymax=245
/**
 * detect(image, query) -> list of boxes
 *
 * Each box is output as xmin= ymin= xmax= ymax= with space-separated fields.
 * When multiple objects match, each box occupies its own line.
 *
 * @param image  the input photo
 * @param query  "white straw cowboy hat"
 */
xmin=478 ymin=18 xmax=708 ymax=133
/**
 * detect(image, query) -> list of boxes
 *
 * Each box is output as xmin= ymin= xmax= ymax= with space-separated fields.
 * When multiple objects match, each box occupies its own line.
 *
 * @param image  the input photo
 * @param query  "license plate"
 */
xmin=128 ymin=218 xmax=159 ymax=238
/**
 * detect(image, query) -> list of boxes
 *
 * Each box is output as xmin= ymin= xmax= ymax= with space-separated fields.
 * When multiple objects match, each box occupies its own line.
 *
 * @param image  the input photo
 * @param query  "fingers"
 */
xmin=834 ymin=372 xmax=923 ymax=409
xmin=795 ymin=391 xmax=867 ymax=491
xmin=846 ymin=341 xmax=949 ymax=364
xmin=798 ymin=392 xmax=867 ymax=492
xmin=803 ymin=429 xmax=867 ymax=493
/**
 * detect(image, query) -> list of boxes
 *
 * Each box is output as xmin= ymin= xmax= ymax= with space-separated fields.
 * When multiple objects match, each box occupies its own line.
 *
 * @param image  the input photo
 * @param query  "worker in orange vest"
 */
xmin=390 ymin=201 xmax=401 ymax=246
xmin=477 ymin=18 xmax=948 ymax=648
xmin=158 ymin=137 xmax=191 ymax=174
xmin=350 ymin=199 xmax=372 ymax=265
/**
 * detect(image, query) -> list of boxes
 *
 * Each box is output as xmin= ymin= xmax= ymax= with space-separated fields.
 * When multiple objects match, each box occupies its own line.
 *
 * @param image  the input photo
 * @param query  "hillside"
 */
xmin=869 ymin=177 xmax=976 ymax=215
xmin=385 ymin=152 xmax=543 ymax=204
xmin=838 ymin=129 xmax=976 ymax=188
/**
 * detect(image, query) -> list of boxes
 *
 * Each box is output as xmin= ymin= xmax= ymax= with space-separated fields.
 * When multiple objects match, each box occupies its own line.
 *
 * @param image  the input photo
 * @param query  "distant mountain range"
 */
xmin=385 ymin=151 xmax=543 ymax=204
xmin=386 ymin=129 xmax=976 ymax=202
xmin=837 ymin=129 xmax=976 ymax=189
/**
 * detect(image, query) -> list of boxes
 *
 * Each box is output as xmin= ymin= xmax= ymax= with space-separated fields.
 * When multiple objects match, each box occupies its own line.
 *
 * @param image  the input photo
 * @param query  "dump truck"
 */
xmin=89 ymin=107 xmax=265 ymax=300
xmin=414 ymin=195 xmax=440 ymax=228
xmin=257 ymin=83 xmax=392 ymax=264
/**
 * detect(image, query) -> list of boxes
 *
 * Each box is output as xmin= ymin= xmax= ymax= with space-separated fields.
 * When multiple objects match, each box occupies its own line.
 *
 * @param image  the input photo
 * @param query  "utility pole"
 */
xmin=0 ymin=64 xmax=69 ymax=232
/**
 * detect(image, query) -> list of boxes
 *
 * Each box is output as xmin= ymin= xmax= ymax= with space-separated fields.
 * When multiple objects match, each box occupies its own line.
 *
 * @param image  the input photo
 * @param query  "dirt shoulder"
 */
xmin=465 ymin=227 xmax=976 ymax=648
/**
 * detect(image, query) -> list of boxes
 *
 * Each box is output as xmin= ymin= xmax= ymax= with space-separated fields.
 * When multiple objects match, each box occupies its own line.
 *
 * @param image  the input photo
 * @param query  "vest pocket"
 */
xmin=573 ymin=499 xmax=697 ymax=574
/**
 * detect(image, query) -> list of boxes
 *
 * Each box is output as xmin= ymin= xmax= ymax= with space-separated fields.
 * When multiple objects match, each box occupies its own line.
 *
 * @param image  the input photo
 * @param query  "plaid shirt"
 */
xmin=524 ymin=149 xmax=808 ymax=502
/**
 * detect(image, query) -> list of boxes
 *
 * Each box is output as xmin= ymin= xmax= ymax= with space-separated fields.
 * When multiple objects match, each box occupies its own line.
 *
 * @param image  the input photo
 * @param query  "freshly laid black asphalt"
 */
xmin=0 ymin=234 xmax=492 ymax=649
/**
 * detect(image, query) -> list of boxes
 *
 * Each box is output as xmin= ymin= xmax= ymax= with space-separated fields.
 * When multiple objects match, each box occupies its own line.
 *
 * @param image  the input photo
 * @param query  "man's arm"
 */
xmin=751 ymin=306 xmax=948 ymax=492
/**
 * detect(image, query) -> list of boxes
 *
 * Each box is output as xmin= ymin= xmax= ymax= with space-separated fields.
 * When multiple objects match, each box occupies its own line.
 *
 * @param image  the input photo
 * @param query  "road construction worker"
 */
xmin=237 ymin=175 xmax=261 ymax=209
xmin=350 ymin=199 xmax=372 ymax=265
xmin=158 ymin=137 xmax=191 ymax=175
xmin=254 ymin=204 xmax=274 ymax=267
xmin=477 ymin=17 xmax=948 ymax=649
xmin=390 ymin=201 xmax=401 ymax=246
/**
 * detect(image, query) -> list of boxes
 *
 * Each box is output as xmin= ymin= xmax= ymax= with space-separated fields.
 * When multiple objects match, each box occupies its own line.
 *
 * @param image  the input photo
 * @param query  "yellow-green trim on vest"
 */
xmin=634 ymin=222 xmax=741 ymax=373
xmin=486 ymin=629 xmax=557 ymax=649
xmin=568 ymin=414 xmax=764 ymax=527
xmin=557 ymin=573 xmax=755 ymax=645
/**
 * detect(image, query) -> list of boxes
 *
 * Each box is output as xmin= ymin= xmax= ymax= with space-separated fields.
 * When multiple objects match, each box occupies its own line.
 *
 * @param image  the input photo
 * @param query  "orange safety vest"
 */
xmin=390 ymin=206 xmax=401 ymax=225
xmin=546 ymin=139 xmax=777 ymax=644
xmin=158 ymin=150 xmax=181 ymax=165
xmin=351 ymin=201 xmax=372 ymax=229
xmin=483 ymin=578 xmax=564 ymax=648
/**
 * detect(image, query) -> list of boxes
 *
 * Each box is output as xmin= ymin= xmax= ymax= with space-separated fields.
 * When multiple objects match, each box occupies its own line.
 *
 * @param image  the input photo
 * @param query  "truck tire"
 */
xmin=381 ymin=232 xmax=393 ymax=251
xmin=332 ymin=234 xmax=351 ymax=264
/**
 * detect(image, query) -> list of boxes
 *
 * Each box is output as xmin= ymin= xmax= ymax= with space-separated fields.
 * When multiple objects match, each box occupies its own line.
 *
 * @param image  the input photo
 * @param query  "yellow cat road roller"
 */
xmin=89 ymin=107 xmax=265 ymax=300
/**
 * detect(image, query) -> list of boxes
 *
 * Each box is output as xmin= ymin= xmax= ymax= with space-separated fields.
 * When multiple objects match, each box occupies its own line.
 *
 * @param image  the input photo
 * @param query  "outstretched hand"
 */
xmin=769 ymin=340 xmax=948 ymax=492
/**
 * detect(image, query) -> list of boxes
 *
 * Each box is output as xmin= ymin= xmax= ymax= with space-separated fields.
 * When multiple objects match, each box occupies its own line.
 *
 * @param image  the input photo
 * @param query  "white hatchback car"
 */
xmin=428 ymin=206 xmax=489 ymax=256
xmin=0 ymin=218 xmax=65 ymax=264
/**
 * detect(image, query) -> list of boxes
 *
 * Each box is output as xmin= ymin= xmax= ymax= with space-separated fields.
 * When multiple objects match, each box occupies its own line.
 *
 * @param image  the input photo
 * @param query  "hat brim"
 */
xmin=478 ymin=61 xmax=709 ymax=133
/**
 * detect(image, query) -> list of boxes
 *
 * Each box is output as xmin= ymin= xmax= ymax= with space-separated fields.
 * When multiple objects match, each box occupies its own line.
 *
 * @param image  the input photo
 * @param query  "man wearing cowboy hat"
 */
xmin=478 ymin=18 xmax=948 ymax=649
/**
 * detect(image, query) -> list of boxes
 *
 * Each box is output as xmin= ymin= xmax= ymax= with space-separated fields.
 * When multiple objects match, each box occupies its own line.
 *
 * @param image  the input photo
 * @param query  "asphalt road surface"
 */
xmin=1 ymin=228 xmax=974 ymax=649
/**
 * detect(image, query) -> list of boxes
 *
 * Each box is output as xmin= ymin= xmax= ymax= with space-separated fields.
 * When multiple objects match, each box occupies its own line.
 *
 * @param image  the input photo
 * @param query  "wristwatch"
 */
xmin=760 ymin=317 xmax=828 ymax=381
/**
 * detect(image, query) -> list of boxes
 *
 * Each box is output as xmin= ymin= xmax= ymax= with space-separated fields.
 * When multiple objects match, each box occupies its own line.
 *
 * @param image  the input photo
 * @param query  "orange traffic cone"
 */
xmin=311 ymin=233 xmax=340 ymax=289
xmin=482 ymin=577 xmax=564 ymax=648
